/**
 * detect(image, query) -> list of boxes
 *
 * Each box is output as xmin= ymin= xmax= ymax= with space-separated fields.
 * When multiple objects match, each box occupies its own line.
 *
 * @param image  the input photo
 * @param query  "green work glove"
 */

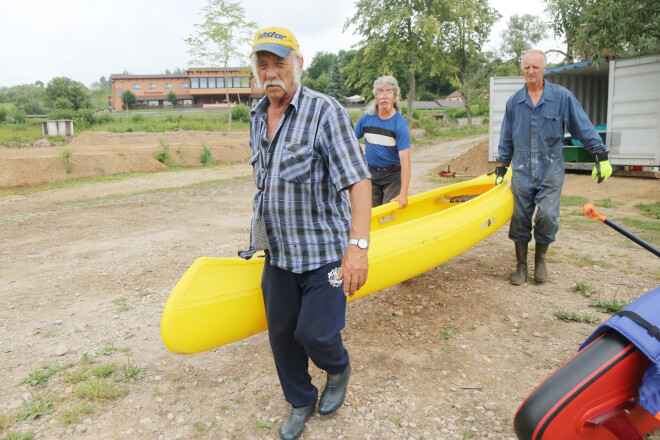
xmin=591 ymin=151 xmax=612 ymax=183
xmin=494 ymin=166 xmax=507 ymax=185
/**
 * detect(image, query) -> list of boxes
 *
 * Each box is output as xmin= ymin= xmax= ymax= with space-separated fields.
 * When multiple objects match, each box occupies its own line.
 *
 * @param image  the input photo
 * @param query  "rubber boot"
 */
xmin=510 ymin=242 xmax=528 ymax=286
xmin=534 ymin=243 xmax=549 ymax=283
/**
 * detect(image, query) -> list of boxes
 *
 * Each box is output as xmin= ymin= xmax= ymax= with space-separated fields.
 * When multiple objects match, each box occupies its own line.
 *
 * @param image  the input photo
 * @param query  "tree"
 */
xmin=166 ymin=91 xmax=178 ymax=106
xmin=544 ymin=0 xmax=660 ymax=62
xmin=344 ymin=0 xmax=450 ymax=123
xmin=327 ymin=54 xmax=348 ymax=103
xmin=303 ymin=52 xmax=335 ymax=81
xmin=444 ymin=0 xmax=500 ymax=124
xmin=45 ymin=77 xmax=91 ymax=111
xmin=500 ymin=14 xmax=547 ymax=74
xmin=185 ymin=0 xmax=257 ymax=133
xmin=121 ymin=90 xmax=137 ymax=110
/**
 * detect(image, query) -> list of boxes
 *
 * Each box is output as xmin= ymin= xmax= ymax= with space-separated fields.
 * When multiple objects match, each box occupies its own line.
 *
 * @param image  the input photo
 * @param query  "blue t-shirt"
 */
xmin=355 ymin=111 xmax=411 ymax=169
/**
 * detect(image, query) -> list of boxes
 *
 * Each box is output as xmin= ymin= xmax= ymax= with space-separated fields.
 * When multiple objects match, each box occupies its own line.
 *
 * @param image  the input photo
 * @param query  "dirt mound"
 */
xmin=433 ymin=139 xmax=493 ymax=177
xmin=0 ymin=130 xmax=252 ymax=189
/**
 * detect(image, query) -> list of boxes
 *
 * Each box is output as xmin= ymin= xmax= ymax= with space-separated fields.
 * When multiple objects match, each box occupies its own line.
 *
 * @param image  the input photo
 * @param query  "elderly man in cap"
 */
xmin=242 ymin=26 xmax=372 ymax=440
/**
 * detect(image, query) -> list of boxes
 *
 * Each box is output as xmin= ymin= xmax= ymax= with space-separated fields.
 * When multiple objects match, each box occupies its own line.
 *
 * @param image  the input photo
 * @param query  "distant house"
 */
xmin=445 ymin=90 xmax=463 ymax=102
xmin=109 ymin=67 xmax=263 ymax=110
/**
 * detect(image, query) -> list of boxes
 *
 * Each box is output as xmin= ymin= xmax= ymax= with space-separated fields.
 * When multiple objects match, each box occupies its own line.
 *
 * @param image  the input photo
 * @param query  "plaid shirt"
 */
xmin=248 ymin=85 xmax=370 ymax=273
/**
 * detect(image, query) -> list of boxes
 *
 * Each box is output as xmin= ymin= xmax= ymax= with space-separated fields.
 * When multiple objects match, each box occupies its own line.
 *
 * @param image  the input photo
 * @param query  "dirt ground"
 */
xmin=1 ymin=131 xmax=659 ymax=440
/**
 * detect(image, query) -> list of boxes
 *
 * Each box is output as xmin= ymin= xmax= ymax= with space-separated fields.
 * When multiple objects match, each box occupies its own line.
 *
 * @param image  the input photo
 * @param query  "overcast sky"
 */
xmin=0 ymin=0 xmax=561 ymax=89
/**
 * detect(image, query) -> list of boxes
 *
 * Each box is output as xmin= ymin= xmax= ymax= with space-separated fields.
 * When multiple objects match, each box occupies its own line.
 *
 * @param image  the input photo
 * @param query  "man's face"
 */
xmin=375 ymin=85 xmax=396 ymax=112
xmin=255 ymin=52 xmax=300 ymax=102
xmin=522 ymin=52 xmax=547 ymax=87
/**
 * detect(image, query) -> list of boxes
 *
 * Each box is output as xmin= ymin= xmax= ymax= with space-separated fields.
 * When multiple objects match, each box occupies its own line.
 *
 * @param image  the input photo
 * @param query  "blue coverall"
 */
xmin=497 ymin=79 xmax=606 ymax=244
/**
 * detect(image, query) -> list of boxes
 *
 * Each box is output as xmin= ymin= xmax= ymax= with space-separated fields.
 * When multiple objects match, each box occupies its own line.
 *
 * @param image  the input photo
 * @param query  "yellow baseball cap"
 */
xmin=251 ymin=27 xmax=299 ymax=58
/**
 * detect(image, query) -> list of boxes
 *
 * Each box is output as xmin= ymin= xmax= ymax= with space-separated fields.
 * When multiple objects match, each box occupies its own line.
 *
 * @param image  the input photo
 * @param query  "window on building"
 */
xmin=165 ymin=83 xmax=172 ymax=90
xmin=208 ymin=77 xmax=216 ymax=89
xmin=231 ymin=77 xmax=240 ymax=88
xmin=181 ymin=83 xmax=189 ymax=89
xmin=241 ymin=77 xmax=250 ymax=88
xmin=200 ymin=77 xmax=208 ymax=89
xmin=190 ymin=78 xmax=199 ymax=89
xmin=217 ymin=77 xmax=224 ymax=88
xmin=133 ymin=84 xmax=141 ymax=91
xmin=149 ymin=83 xmax=157 ymax=90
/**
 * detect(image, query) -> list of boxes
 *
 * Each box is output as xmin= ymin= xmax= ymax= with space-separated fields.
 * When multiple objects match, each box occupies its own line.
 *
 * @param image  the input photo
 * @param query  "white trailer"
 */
xmin=488 ymin=53 xmax=660 ymax=175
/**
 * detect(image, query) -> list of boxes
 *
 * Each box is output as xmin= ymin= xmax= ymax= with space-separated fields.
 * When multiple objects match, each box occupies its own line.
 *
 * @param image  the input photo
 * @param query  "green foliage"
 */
xmin=635 ymin=201 xmax=660 ymax=219
xmin=75 ymin=377 xmax=125 ymax=401
xmin=231 ymin=103 xmax=250 ymax=123
xmin=560 ymin=195 xmax=589 ymax=207
xmin=200 ymin=144 xmax=214 ymax=166
xmin=45 ymin=77 xmax=91 ymax=110
xmin=166 ymin=91 xmax=178 ymax=106
xmin=343 ymin=0 xmax=449 ymax=120
xmin=114 ymin=360 xmax=145 ymax=383
xmin=155 ymin=139 xmax=172 ymax=167
xmin=19 ymin=395 xmax=54 ymax=421
xmin=19 ymin=364 xmax=68 ymax=387
xmin=554 ymin=310 xmax=597 ymax=324
xmin=595 ymin=198 xmax=621 ymax=209
xmin=1 ymin=432 xmax=34 ymax=440
xmin=121 ymin=90 xmax=137 ymax=109
xmin=572 ymin=282 xmax=594 ymax=296
xmin=590 ymin=298 xmax=628 ymax=314
xmin=58 ymin=146 xmax=76 ymax=174
xmin=0 ymin=107 xmax=7 ymax=122
xmin=303 ymin=52 xmax=335 ymax=80
xmin=91 ymin=362 xmax=117 ymax=378
xmin=500 ymin=14 xmax=547 ymax=74
xmin=12 ymin=110 xmax=27 ymax=124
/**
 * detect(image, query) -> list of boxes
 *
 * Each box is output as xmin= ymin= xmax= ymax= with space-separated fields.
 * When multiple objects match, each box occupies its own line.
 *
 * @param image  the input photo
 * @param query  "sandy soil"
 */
xmin=1 ymin=132 xmax=659 ymax=440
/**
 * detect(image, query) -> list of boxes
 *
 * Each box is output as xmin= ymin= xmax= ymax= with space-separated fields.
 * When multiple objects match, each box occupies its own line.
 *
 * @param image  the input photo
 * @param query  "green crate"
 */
xmin=564 ymin=147 xmax=595 ymax=162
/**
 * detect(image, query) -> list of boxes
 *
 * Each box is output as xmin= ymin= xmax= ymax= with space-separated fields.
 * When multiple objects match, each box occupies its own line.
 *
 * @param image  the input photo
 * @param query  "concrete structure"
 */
xmin=109 ymin=67 xmax=263 ymax=110
xmin=41 ymin=119 xmax=74 ymax=137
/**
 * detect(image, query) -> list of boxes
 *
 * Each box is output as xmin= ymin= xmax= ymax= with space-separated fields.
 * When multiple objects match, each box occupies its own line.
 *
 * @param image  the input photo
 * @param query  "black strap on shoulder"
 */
xmin=618 ymin=310 xmax=660 ymax=342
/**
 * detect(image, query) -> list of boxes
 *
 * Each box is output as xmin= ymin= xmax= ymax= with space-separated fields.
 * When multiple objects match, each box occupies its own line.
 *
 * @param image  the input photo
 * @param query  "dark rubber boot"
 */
xmin=280 ymin=404 xmax=315 ymax=440
xmin=510 ymin=242 xmax=528 ymax=286
xmin=534 ymin=243 xmax=549 ymax=283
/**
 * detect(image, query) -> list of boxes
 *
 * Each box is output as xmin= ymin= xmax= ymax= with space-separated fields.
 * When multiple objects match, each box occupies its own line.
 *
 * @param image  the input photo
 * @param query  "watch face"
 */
xmin=357 ymin=239 xmax=368 ymax=249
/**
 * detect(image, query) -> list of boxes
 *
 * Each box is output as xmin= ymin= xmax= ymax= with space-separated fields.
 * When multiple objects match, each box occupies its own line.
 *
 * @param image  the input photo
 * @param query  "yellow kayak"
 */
xmin=161 ymin=171 xmax=513 ymax=354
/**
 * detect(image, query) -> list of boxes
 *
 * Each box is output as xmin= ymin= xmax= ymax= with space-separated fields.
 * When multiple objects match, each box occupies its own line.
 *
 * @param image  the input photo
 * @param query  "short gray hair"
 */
xmin=250 ymin=50 xmax=304 ymax=88
xmin=523 ymin=50 xmax=548 ymax=68
xmin=365 ymin=75 xmax=401 ymax=115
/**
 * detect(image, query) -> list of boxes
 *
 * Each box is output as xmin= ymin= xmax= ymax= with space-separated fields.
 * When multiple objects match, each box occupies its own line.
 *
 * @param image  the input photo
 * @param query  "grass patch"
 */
xmin=75 ymin=377 xmax=126 ymax=401
xmin=57 ymin=402 xmax=94 ymax=426
xmin=560 ymin=195 xmax=589 ymax=207
xmin=590 ymin=298 xmax=628 ymax=314
xmin=1 ymin=431 xmax=34 ymax=440
xmin=560 ymin=217 xmax=593 ymax=231
xmin=114 ymin=360 xmax=146 ymax=383
xmin=635 ymin=201 xmax=660 ymax=219
xmin=554 ymin=310 xmax=598 ymax=324
xmin=617 ymin=216 xmax=660 ymax=245
xmin=96 ymin=342 xmax=118 ymax=356
xmin=91 ymin=362 xmax=117 ymax=378
xmin=567 ymin=254 xmax=614 ymax=268
xmin=19 ymin=363 xmax=70 ymax=387
xmin=595 ymin=198 xmax=621 ymax=208
xmin=572 ymin=282 xmax=595 ymax=297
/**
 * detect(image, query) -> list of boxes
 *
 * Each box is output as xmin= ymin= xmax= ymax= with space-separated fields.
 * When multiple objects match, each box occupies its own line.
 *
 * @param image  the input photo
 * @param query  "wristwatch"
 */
xmin=348 ymin=238 xmax=369 ymax=249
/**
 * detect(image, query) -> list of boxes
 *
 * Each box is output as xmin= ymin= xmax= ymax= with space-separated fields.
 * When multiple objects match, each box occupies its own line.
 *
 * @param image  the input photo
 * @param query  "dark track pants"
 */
xmin=261 ymin=252 xmax=350 ymax=408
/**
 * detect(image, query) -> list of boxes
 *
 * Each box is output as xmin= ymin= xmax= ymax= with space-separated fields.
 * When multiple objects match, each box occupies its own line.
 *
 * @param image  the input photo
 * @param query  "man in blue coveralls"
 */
xmin=244 ymin=27 xmax=372 ymax=440
xmin=495 ymin=50 xmax=613 ymax=285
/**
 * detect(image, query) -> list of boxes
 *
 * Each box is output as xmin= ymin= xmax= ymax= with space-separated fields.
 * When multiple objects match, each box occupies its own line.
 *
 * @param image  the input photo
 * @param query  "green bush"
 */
xmin=131 ymin=114 xmax=145 ymax=123
xmin=48 ymin=109 xmax=77 ymax=120
xmin=399 ymin=105 xmax=421 ymax=121
xmin=200 ymin=144 xmax=213 ymax=166
xmin=0 ymin=107 xmax=7 ymax=123
xmin=12 ymin=110 xmax=27 ymax=124
xmin=231 ymin=104 xmax=250 ymax=123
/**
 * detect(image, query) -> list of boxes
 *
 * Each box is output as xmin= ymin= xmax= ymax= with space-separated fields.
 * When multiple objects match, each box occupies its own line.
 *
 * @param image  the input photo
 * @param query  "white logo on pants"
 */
xmin=328 ymin=267 xmax=342 ymax=287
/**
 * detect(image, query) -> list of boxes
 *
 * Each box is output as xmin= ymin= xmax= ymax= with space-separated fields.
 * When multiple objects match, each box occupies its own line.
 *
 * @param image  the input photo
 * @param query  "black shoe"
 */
xmin=318 ymin=363 xmax=352 ymax=416
xmin=280 ymin=404 xmax=315 ymax=440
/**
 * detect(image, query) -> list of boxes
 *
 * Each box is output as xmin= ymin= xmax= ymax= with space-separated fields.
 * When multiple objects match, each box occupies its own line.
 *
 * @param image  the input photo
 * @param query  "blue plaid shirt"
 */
xmin=248 ymin=85 xmax=370 ymax=273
